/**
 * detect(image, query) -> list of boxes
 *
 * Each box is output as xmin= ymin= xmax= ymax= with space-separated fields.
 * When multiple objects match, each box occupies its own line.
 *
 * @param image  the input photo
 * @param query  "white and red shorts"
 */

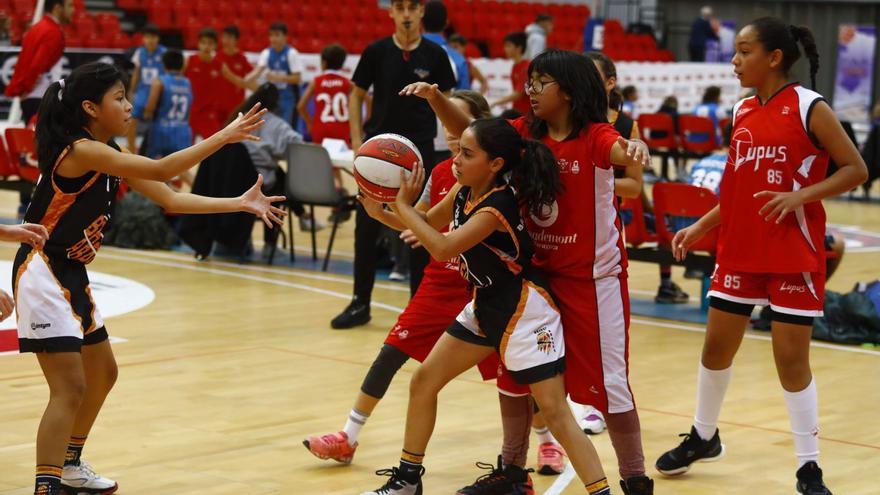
xmin=496 ymin=273 xmax=635 ymax=415
xmin=384 ymin=268 xmax=498 ymax=381
xmin=707 ymin=265 xmax=825 ymax=318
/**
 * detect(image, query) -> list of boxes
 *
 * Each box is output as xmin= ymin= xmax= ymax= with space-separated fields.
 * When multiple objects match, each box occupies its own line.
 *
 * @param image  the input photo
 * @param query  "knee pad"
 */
xmin=360 ymin=344 xmax=410 ymax=399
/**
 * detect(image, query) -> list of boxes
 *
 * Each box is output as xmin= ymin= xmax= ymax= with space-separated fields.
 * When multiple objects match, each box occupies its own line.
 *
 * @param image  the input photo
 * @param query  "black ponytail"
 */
xmin=750 ymin=17 xmax=820 ymax=89
xmin=468 ymin=118 xmax=562 ymax=216
xmin=35 ymin=62 xmax=126 ymax=174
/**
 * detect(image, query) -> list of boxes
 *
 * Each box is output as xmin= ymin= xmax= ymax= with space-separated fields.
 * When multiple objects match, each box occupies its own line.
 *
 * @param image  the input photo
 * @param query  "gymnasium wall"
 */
xmin=659 ymin=0 xmax=880 ymax=104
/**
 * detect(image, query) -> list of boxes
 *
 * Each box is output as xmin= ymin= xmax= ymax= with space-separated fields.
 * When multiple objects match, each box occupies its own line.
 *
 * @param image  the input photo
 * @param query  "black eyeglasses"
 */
xmin=525 ymin=79 xmax=557 ymax=95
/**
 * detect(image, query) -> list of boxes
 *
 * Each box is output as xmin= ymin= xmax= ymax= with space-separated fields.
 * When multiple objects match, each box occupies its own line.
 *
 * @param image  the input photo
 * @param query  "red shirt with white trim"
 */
xmin=6 ymin=15 xmax=64 ymax=98
xmin=311 ymin=70 xmax=352 ymax=144
xmin=214 ymin=50 xmax=253 ymax=120
xmin=719 ymin=83 xmax=829 ymax=273
xmin=509 ymin=117 xmax=626 ymax=279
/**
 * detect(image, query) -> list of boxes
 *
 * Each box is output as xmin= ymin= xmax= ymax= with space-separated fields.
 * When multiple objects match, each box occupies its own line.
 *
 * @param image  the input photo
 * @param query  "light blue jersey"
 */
xmin=688 ymin=151 xmax=727 ymax=195
xmin=131 ymin=45 xmax=166 ymax=119
xmin=147 ymin=73 xmax=192 ymax=158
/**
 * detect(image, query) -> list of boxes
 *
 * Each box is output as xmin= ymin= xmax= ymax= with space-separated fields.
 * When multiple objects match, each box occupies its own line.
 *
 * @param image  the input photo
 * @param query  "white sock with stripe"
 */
xmin=694 ymin=363 xmax=732 ymax=441
xmin=534 ymin=425 xmax=557 ymax=445
xmin=343 ymin=408 xmax=369 ymax=446
xmin=783 ymin=378 xmax=820 ymax=467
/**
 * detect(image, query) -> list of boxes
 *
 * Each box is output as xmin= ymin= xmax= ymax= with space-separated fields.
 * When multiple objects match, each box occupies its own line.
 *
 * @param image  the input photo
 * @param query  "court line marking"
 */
xmin=101 ymin=248 xmax=880 ymax=358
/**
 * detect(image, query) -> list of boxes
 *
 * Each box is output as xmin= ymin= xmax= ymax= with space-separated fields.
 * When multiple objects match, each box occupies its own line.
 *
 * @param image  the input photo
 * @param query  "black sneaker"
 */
xmin=330 ymin=300 xmax=371 ymax=329
xmin=620 ymin=475 xmax=654 ymax=495
xmin=655 ymin=282 xmax=690 ymax=304
xmin=456 ymin=456 xmax=534 ymax=495
xmin=655 ymin=426 xmax=725 ymax=476
xmin=362 ymin=467 xmax=424 ymax=495
xmin=796 ymin=461 xmax=833 ymax=494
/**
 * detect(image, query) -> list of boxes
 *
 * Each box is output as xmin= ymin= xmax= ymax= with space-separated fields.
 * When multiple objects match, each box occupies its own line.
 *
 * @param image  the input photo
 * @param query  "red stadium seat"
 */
xmin=652 ymin=182 xmax=719 ymax=253
xmin=5 ymin=128 xmax=39 ymax=183
xmin=638 ymin=113 xmax=679 ymax=179
xmin=0 ymin=137 xmax=18 ymax=178
xmin=678 ymin=115 xmax=718 ymax=156
xmin=620 ymin=196 xmax=657 ymax=248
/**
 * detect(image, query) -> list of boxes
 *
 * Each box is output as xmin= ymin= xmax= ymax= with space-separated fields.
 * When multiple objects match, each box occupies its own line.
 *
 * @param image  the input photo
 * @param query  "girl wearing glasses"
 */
xmin=401 ymin=49 xmax=654 ymax=495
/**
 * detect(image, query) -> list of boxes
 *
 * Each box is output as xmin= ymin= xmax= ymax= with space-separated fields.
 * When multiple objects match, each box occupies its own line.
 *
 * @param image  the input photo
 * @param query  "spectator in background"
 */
xmin=621 ymin=85 xmax=639 ymax=118
xmin=247 ymin=22 xmax=304 ymax=125
xmin=423 ymin=1 xmax=468 ymax=90
xmin=524 ymin=13 xmax=553 ymax=60
xmin=143 ymin=50 xmax=192 ymax=160
xmin=492 ymin=32 xmax=530 ymax=115
xmin=184 ymin=28 xmax=223 ymax=140
xmin=656 ymin=95 xmax=679 ymax=137
xmin=693 ymin=85 xmax=727 ymax=144
xmin=688 ymin=6 xmax=719 ymax=62
xmin=860 ymin=102 xmax=880 ymax=195
xmin=448 ymin=34 xmax=489 ymax=94
xmin=5 ymin=0 xmax=73 ymax=123
xmin=331 ymin=0 xmax=455 ymax=329
xmin=127 ymin=23 xmax=165 ymax=153
xmin=227 ymin=83 xmax=323 ymax=258
xmin=216 ymin=25 xmax=254 ymax=121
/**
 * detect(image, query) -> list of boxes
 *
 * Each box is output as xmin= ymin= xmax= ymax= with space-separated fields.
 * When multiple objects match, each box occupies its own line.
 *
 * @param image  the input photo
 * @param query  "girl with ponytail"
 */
xmin=655 ymin=17 xmax=867 ymax=495
xmin=20 ymin=62 xmax=286 ymax=495
xmin=357 ymin=117 xmax=613 ymax=495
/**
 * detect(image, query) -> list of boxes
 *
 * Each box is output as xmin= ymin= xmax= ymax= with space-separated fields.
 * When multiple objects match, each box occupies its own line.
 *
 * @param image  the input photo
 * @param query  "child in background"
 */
xmin=492 ymin=32 xmax=530 ymax=115
xmin=248 ymin=22 xmax=304 ymax=124
xmin=127 ymin=23 xmax=165 ymax=153
xmin=184 ymin=28 xmax=223 ymax=140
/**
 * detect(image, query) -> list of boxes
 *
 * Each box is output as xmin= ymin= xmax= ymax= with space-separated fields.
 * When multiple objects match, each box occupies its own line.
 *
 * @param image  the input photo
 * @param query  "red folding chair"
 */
xmin=638 ymin=113 xmax=678 ymax=179
xmin=5 ymin=128 xmax=40 ymax=183
xmin=678 ymin=115 xmax=718 ymax=156
xmin=619 ymin=196 xmax=657 ymax=248
xmin=652 ymin=182 xmax=718 ymax=252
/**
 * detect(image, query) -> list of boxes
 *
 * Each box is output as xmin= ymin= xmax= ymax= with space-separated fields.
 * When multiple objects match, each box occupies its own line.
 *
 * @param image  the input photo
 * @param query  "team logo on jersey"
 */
xmin=414 ymin=68 xmax=430 ymax=79
xmin=571 ymin=161 xmax=581 ymax=174
xmin=534 ymin=326 xmax=556 ymax=354
xmin=735 ymin=106 xmax=753 ymax=120
xmin=782 ymin=105 xmax=791 ymax=115
xmin=30 ymin=322 xmax=51 ymax=331
xmin=730 ymin=127 xmax=787 ymax=172
xmin=529 ymin=200 xmax=558 ymax=228
xmin=779 ymin=282 xmax=807 ymax=294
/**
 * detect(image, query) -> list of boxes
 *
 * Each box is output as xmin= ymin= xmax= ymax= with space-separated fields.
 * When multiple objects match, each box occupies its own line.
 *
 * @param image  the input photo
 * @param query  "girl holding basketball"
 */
xmin=20 ymin=62 xmax=284 ymax=495
xmin=653 ymin=18 xmax=867 ymax=494
xmin=302 ymin=90 xmax=504 ymax=468
xmin=402 ymin=50 xmax=655 ymax=495
xmin=359 ymin=118 xmax=614 ymax=495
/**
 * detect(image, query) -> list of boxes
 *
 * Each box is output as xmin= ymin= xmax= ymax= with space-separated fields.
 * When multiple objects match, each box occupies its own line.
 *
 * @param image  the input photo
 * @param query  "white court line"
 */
xmin=543 ymin=462 xmax=577 ymax=495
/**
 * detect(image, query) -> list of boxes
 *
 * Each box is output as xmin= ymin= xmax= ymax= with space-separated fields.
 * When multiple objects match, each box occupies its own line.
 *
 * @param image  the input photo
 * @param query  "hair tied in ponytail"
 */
xmin=788 ymin=25 xmax=800 ymax=42
xmin=57 ymin=78 xmax=65 ymax=101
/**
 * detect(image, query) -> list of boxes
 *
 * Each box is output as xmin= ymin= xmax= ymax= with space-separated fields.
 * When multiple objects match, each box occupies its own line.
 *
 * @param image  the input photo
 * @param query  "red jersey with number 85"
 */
xmin=311 ymin=71 xmax=352 ymax=144
xmin=718 ymin=83 xmax=829 ymax=274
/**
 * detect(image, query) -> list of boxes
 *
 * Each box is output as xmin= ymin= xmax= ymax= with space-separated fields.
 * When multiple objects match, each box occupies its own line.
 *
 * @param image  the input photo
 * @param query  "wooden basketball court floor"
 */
xmin=0 ymin=188 xmax=879 ymax=494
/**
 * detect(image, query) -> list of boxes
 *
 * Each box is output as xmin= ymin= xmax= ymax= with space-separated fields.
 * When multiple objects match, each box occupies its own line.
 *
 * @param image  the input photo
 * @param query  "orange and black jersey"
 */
xmin=452 ymin=184 xmax=534 ymax=289
xmin=24 ymin=134 xmax=121 ymax=264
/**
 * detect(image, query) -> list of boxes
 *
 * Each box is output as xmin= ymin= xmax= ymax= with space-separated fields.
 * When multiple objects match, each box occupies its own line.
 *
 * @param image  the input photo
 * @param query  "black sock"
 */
xmin=660 ymin=266 xmax=672 ymax=287
xmin=398 ymin=450 xmax=424 ymax=484
xmin=64 ymin=435 xmax=87 ymax=467
xmin=35 ymin=465 xmax=62 ymax=495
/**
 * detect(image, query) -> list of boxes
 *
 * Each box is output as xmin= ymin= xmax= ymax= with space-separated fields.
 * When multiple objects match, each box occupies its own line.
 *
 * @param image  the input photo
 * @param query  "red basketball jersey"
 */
xmin=510 ymin=60 xmax=530 ymax=116
xmin=718 ymin=83 xmax=829 ymax=273
xmin=425 ymin=158 xmax=463 ymax=280
xmin=214 ymin=50 xmax=253 ymax=119
xmin=311 ymin=71 xmax=352 ymax=144
xmin=509 ymin=118 xmax=626 ymax=279
xmin=185 ymin=54 xmax=224 ymax=137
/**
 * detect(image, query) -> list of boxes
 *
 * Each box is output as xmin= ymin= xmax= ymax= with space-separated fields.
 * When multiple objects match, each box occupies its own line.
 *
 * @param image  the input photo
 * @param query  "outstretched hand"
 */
xmin=221 ymin=103 xmax=268 ymax=144
xmin=240 ymin=175 xmax=287 ymax=228
xmin=616 ymin=137 xmax=651 ymax=168
xmin=399 ymin=82 xmax=441 ymax=101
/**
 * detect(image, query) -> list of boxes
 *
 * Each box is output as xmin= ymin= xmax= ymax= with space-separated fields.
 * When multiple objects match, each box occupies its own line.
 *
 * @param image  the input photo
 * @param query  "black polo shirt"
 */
xmin=352 ymin=36 xmax=456 ymax=144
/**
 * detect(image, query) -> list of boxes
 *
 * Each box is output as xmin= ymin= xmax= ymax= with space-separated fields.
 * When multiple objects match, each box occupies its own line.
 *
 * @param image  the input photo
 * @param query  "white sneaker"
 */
xmin=580 ymin=405 xmax=606 ymax=435
xmin=388 ymin=271 xmax=408 ymax=282
xmin=61 ymin=460 xmax=118 ymax=494
xmin=299 ymin=216 xmax=326 ymax=232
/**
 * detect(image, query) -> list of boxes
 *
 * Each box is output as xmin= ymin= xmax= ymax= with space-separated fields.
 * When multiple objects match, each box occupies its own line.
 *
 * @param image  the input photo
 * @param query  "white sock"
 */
xmin=343 ymin=408 xmax=369 ymax=446
xmin=694 ymin=363 xmax=732 ymax=441
xmin=783 ymin=378 xmax=820 ymax=467
xmin=534 ymin=425 xmax=557 ymax=445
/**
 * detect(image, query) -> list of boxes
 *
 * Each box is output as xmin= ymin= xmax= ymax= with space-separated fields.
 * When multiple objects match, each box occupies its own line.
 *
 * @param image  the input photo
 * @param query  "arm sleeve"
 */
xmin=257 ymin=49 xmax=269 ymax=68
xmin=420 ymin=175 xmax=433 ymax=205
xmin=432 ymin=46 xmax=456 ymax=92
xmin=288 ymin=48 xmax=304 ymax=74
xmin=351 ymin=43 xmax=377 ymax=91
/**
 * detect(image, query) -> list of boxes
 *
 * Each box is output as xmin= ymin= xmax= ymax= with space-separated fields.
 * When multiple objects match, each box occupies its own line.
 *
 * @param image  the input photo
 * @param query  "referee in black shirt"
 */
xmin=332 ymin=0 xmax=455 ymax=329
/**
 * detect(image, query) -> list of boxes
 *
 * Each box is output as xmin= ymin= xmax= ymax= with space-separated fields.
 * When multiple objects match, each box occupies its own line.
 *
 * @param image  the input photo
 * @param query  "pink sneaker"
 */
xmin=303 ymin=431 xmax=358 ymax=464
xmin=537 ymin=442 xmax=566 ymax=475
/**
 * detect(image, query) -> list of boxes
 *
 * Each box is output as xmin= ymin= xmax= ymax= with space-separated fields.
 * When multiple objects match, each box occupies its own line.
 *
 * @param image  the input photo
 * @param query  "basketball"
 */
xmin=353 ymin=133 xmax=423 ymax=203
